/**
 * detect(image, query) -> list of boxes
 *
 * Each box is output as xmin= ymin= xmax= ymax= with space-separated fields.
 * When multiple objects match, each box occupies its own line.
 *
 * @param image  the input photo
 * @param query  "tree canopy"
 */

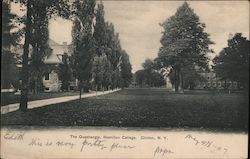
xmin=1 ymin=1 xmax=21 ymax=89
xmin=213 ymin=33 xmax=249 ymax=89
xmin=71 ymin=0 xmax=96 ymax=88
xmin=156 ymin=2 xmax=214 ymax=92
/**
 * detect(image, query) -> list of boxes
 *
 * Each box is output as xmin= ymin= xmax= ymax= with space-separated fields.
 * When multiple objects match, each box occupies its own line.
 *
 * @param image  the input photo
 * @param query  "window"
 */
xmin=45 ymin=73 xmax=50 ymax=80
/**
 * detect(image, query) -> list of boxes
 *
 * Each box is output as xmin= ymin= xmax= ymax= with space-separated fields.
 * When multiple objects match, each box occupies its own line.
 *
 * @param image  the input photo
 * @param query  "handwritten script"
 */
xmin=0 ymin=129 xmax=237 ymax=158
xmin=185 ymin=134 xmax=228 ymax=154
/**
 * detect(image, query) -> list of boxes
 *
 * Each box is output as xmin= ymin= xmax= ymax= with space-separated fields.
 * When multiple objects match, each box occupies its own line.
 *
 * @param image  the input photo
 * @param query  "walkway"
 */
xmin=1 ymin=89 xmax=120 ymax=114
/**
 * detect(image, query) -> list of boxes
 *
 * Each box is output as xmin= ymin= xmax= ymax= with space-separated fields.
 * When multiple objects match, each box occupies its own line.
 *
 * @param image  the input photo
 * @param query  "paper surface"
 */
xmin=1 ymin=127 xmax=248 ymax=159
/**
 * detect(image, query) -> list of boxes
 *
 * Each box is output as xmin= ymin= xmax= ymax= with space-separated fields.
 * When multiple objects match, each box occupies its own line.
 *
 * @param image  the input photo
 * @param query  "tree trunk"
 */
xmin=95 ymin=85 xmax=97 ymax=97
xmin=179 ymin=68 xmax=184 ymax=93
xmin=20 ymin=0 xmax=32 ymax=112
xmin=174 ymin=69 xmax=178 ymax=92
xmin=79 ymin=86 xmax=82 ymax=99
xmin=174 ymin=68 xmax=180 ymax=93
xmin=35 ymin=79 xmax=38 ymax=94
xmin=79 ymin=81 xmax=82 ymax=99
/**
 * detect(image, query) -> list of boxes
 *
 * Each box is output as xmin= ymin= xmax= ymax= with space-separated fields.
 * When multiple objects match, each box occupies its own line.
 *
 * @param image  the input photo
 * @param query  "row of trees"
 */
xmin=69 ymin=0 xmax=132 ymax=97
xmin=2 ymin=0 xmax=132 ymax=110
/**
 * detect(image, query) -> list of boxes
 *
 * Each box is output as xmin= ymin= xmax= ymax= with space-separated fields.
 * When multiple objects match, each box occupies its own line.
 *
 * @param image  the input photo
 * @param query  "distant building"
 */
xmin=42 ymin=39 xmax=76 ymax=92
xmin=159 ymin=67 xmax=239 ymax=90
xmin=11 ymin=39 xmax=77 ymax=92
xmin=195 ymin=72 xmax=238 ymax=90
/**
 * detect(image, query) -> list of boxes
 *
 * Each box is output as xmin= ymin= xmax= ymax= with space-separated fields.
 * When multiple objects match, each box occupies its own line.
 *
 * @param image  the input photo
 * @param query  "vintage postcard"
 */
xmin=1 ymin=0 xmax=249 ymax=158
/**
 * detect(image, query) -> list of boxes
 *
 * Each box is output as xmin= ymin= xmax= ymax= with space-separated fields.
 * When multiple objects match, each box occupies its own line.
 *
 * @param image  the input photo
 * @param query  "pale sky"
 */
xmin=11 ymin=1 xmax=249 ymax=72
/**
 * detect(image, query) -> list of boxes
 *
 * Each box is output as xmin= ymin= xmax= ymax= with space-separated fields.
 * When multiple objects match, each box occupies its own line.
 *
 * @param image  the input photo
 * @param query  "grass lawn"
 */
xmin=1 ymin=91 xmax=79 ymax=106
xmin=1 ymin=88 xmax=248 ymax=131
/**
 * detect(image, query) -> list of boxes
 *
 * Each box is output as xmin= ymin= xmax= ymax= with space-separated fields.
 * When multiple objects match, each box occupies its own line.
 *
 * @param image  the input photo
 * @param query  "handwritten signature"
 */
xmin=154 ymin=146 xmax=174 ymax=156
xmin=4 ymin=130 xmax=25 ymax=141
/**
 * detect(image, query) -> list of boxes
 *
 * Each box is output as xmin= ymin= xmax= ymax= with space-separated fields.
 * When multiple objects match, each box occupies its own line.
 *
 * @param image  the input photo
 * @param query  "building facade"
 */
xmin=195 ymin=72 xmax=238 ymax=90
xmin=11 ymin=39 xmax=77 ymax=92
xmin=42 ymin=39 xmax=77 ymax=92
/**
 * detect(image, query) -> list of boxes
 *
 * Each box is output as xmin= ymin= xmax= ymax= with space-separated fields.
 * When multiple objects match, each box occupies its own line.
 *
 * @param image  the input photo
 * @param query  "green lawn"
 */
xmin=1 ymin=88 xmax=248 ymax=131
xmin=1 ymin=91 xmax=79 ymax=106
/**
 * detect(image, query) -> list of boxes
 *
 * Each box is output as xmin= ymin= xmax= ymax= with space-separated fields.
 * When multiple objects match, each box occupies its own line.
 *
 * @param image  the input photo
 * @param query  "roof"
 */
xmin=48 ymin=39 xmax=60 ymax=46
xmin=11 ymin=39 xmax=72 ymax=65
xmin=44 ymin=52 xmax=62 ymax=64
xmin=44 ymin=39 xmax=68 ymax=64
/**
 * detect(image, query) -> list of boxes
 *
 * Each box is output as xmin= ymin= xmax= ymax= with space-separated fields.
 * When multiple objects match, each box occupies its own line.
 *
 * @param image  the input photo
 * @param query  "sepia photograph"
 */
xmin=1 ymin=0 xmax=249 ymax=158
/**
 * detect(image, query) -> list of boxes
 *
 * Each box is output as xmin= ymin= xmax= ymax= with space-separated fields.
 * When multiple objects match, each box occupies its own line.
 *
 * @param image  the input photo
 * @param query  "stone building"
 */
xmin=11 ymin=39 xmax=77 ymax=92
xmin=43 ymin=39 xmax=77 ymax=92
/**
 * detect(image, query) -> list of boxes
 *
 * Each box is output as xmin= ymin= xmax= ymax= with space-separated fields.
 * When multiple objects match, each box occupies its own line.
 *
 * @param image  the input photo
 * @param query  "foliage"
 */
xmin=213 ymin=33 xmax=249 ymax=89
xmin=29 ymin=1 xmax=50 ymax=93
xmin=120 ymin=51 xmax=133 ymax=88
xmin=168 ymin=66 xmax=206 ymax=90
xmin=92 ymin=54 xmax=112 ymax=90
xmin=1 ymin=1 xmax=21 ymax=89
xmin=13 ymin=0 xmax=71 ymax=110
xmin=58 ymin=53 xmax=72 ymax=91
xmin=71 ymin=0 xmax=96 ymax=90
xmin=92 ymin=55 xmax=104 ymax=89
xmin=2 ymin=1 xmax=22 ymax=47
xmin=157 ymin=2 xmax=213 ymax=92
xmin=135 ymin=70 xmax=145 ymax=87
xmin=135 ymin=59 xmax=165 ymax=87
xmin=93 ymin=1 xmax=107 ymax=56
xmin=92 ymin=2 xmax=132 ymax=90
xmin=1 ymin=51 xmax=20 ymax=89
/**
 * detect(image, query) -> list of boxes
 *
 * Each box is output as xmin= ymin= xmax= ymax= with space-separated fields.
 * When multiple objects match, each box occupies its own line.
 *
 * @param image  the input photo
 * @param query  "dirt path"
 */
xmin=1 ymin=89 xmax=120 ymax=114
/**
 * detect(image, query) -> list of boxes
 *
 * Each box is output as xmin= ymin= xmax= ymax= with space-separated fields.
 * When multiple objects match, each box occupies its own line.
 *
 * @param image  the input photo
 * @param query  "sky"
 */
xmin=11 ymin=1 xmax=249 ymax=72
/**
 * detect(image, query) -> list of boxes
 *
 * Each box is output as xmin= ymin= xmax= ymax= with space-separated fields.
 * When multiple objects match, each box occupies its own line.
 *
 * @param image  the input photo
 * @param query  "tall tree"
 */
xmin=101 ymin=54 xmax=112 ymax=90
xmin=16 ymin=0 xmax=70 ymax=111
xmin=2 ymin=1 xmax=21 ymax=89
xmin=157 ymin=2 xmax=213 ymax=92
xmin=20 ymin=0 xmax=32 ymax=111
xmin=140 ymin=59 xmax=166 ymax=87
xmin=58 ymin=53 xmax=72 ymax=91
xmin=93 ymin=1 xmax=106 ymax=56
xmin=92 ymin=55 xmax=104 ymax=91
xmin=106 ymin=23 xmax=123 ymax=89
xmin=213 ymin=33 xmax=249 ymax=90
xmin=93 ymin=1 xmax=124 ymax=90
xmin=29 ymin=1 xmax=50 ymax=93
xmin=120 ymin=50 xmax=133 ymax=88
xmin=142 ymin=59 xmax=154 ymax=86
xmin=92 ymin=54 xmax=112 ymax=91
xmin=135 ymin=70 xmax=145 ymax=87
xmin=71 ymin=0 xmax=96 ymax=98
